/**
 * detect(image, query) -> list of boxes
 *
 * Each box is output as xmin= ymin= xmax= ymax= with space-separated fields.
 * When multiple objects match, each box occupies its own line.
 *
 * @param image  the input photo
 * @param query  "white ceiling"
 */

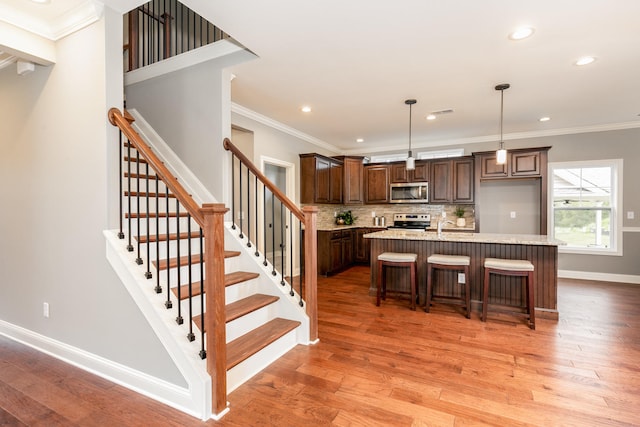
xmin=5 ymin=0 xmax=640 ymax=155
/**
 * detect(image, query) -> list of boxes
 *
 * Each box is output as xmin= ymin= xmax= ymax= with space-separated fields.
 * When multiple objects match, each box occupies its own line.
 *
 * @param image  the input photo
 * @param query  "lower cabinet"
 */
xmin=354 ymin=228 xmax=375 ymax=264
xmin=318 ymin=229 xmax=354 ymax=276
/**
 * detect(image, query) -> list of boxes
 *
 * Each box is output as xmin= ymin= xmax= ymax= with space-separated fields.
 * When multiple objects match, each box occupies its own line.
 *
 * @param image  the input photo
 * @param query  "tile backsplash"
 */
xmin=310 ymin=204 xmax=476 ymax=229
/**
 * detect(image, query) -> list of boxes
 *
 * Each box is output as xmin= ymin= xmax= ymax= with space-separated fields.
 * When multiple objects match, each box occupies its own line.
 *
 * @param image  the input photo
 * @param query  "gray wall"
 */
xmin=0 ymin=12 xmax=185 ymax=386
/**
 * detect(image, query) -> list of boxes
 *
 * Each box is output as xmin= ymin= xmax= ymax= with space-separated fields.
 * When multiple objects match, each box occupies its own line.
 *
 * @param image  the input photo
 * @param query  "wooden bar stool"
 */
xmin=425 ymin=254 xmax=471 ymax=318
xmin=482 ymin=258 xmax=535 ymax=329
xmin=376 ymin=252 xmax=418 ymax=311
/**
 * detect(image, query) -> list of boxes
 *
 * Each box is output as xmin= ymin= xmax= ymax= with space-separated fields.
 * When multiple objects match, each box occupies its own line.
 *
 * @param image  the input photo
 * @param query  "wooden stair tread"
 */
xmin=153 ymin=251 xmax=241 ymax=270
xmin=124 ymin=172 xmax=157 ymax=180
xmin=124 ymin=156 xmax=148 ymax=164
xmin=226 ymin=318 xmax=301 ymax=370
xmin=170 ymin=271 xmax=261 ymax=300
xmin=191 ymin=294 xmax=280 ymax=330
xmin=135 ymin=231 xmax=200 ymax=243
xmin=125 ymin=212 xmax=189 ymax=219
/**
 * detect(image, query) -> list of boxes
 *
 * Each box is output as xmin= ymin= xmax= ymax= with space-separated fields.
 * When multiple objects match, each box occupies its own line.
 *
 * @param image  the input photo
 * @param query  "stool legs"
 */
xmin=376 ymin=259 xmax=416 ymax=311
xmin=426 ymin=263 xmax=471 ymax=318
xmin=410 ymin=261 xmax=416 ymax=311
xmin=483 ymin=268 xmax=535 ymax=329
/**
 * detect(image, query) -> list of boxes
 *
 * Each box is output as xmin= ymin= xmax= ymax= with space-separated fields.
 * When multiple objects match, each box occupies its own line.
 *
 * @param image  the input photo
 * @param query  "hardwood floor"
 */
xmin=2 ymin=266 xmax=639 ymax=426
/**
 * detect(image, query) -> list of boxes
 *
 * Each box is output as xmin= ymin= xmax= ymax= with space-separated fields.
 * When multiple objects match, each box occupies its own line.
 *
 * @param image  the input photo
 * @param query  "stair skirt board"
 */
xmin=104 ymin=230 xmax=212 ymax=420
xmin=227 ymin=326 xmax=299 ymax=393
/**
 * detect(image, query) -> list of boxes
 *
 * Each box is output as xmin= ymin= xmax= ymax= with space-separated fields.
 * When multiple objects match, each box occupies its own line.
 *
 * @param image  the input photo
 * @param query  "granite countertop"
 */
xmin=363 ymin=229 xmax=565 ymax=246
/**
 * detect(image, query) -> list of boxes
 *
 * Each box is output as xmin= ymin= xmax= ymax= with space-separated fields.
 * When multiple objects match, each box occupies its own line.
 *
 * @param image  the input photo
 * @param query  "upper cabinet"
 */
xmin=390 ymin=161 xmax=429 ymax=183
xmin=300 ymin=154 xmax=343 ymax=204
xmin=430 ymin=157 xmax=474 ymax=204
xmin=364 ymin=164 xmax=390 ymax=204
xmin=334 ymin=156 xmax=365 ymax=204
xmin=478 ymin=148 xmax=548 ymax=180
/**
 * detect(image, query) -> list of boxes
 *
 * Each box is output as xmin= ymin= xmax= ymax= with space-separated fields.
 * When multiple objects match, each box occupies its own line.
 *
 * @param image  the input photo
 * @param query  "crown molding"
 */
xmin=0 ymin=0 xmax=103 ymax=41
xmin=231 ymin=103 xmax=341 ymax=154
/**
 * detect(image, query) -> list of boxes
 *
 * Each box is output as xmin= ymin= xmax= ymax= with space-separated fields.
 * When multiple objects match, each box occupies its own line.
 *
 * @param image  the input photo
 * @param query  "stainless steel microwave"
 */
xmin=389 ymin=182 xmax=429 ymax=203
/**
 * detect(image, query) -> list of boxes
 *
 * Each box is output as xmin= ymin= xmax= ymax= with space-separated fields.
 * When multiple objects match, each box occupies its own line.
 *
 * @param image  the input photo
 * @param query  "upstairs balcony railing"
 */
xmin=125 ymin=0 xmax=230 ymax=72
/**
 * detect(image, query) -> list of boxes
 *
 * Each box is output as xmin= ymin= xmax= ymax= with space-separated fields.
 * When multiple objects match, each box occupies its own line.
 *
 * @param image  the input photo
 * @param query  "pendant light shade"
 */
xmin=405 ymin=99 xmax=417 ymax=171
xmin=495 ymin=83 xmax=510 ymax=165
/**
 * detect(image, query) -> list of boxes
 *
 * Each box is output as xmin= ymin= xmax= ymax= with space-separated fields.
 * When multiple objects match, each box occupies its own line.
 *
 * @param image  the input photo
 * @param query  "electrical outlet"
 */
xmin=43 ymin=302 xmax=49 ymax=318
xmin=628 ymin=211 xmax=635 ymax=220
xmin=510 ymin=211 xmax=516 ymax=219
xmin=458 ymin=273 xmax=465 ymax=284
xmin=371 ymin=211 xmax=376 ymax=217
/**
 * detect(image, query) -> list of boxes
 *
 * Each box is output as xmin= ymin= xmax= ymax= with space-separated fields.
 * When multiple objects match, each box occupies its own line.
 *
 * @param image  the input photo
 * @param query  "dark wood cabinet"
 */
xmin=364 ymin=164 xmax=390 ymax=204
xmin=300 ymin=154 xmax=343 ymax=204
xmin=479 ymin=149 xmax=542 ymax=179
xmin=430 ymin=157 xmax=474 ymax=204
xmin=334 ymin=156 xmax=364 ymax=204
xmin=318 ymin=229 xmax=354 ymax=276
xmin=390 ymin=161 xmax=429 ymax=183
xmin=354 ymin=227 xmax=375 ymax=264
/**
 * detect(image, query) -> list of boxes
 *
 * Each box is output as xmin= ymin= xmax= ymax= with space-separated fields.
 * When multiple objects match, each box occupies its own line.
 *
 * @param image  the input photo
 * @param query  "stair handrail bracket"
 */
xmin=223 ymin=137 xmax=318 ymax=342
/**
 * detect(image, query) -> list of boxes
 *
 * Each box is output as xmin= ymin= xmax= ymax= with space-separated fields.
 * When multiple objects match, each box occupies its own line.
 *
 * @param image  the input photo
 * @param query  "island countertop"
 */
xmin=364 ymin=230 xmax=564 ymax=246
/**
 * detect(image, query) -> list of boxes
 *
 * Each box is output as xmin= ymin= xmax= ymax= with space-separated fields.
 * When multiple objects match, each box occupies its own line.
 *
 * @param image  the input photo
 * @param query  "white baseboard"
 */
xmin=559 ymin=270 xmax=640 ymax=284
xmin=0 ymin=320 xmax=203 ymax=419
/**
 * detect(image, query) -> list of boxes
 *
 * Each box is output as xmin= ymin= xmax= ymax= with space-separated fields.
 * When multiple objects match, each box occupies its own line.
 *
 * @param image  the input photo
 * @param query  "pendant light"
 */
xmin=405 ymin=99 xmax=417 ymax=170
xmin=495 ymin=83 xmax=510 ymax=165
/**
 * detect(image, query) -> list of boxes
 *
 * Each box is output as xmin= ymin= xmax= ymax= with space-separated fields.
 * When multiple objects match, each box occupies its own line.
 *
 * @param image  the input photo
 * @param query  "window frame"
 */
xmin=548 ymin=159 xmax=623 ymax=256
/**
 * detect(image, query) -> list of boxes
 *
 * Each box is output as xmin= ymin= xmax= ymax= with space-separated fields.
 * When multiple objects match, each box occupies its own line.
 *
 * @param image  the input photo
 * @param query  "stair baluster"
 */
xmin=135 ymin=150 xmax=143 ymax=265
xmin=144 ymin=162 xmax=152 ymax=279
xmin=164 ymin=185 xmax=172 ymax=309
xmin=154 ymin=175 xmax=161 ymax=293
xmin=175 ymin=200 xmax=183 ymax=325
xmin=186 ymin=214 xmax=195 ymax=342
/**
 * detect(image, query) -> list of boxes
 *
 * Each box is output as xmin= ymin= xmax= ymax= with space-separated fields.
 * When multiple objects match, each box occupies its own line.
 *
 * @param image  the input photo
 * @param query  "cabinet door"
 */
xmin=452 ymin=158 xmax=474 ymax=203
xmin=315 ymin=157 xmax=331 ymax=203
xmin=480 ymin=154 xmax=508 ymax=179
xmin=390 ymin=163 xmax=409 ymax=183
xmin=364 ymin=165 xmax=390 ymax=203
xmin=329 ymin=237 xmax=343 ymax=273
xmin=342 ymin=231 xmax=354 ymax=266
xmin=354 ymin=228 xmax=372 ymax=263
xmin=413 ymin=161 xmax=430 ymax=182
xmin=430 ymin=160 xmax=452 ymax=203
xmin=329 ymin=161 xmax=343 ymax=203
xmin=511 ymin=151 xmax=540 ymax=176
xmin=343 ymin=157 xmax=364 ymax=204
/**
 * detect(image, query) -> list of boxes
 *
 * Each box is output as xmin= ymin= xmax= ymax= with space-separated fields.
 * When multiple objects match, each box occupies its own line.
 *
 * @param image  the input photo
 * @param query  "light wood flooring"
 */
xmin=1 ymin=266 xmax=639 ymax=426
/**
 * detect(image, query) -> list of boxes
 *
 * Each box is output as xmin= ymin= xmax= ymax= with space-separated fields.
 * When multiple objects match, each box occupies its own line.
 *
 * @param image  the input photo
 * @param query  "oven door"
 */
xmin=389 ymin=182 xmax=428 ymax=203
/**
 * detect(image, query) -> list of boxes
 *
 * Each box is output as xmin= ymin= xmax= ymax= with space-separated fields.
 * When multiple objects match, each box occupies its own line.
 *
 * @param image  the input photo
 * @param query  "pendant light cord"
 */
xmin=499 ymin=88 xmax=504 ymax=149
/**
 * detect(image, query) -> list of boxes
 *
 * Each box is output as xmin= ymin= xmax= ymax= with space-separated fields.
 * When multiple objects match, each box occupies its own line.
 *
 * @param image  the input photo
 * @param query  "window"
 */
xmin=549 ymin=159 xmax=623 ymax=255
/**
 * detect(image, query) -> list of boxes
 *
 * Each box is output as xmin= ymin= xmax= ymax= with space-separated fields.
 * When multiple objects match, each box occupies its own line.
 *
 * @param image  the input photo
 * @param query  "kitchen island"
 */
xmin=364 ymin=230 xmax=564 ymax=319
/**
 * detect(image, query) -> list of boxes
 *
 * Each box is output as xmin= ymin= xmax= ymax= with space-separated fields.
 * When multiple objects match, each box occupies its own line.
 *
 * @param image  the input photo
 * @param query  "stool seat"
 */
xmin=376 ymin=252 xmax=418 ymax=311
xmin=378 ymin=252 xmax=418 ymax=263
xmin=427 ymin=254 xmax=470 ymax=266
xmin=426 ymin=254 xmax=471 ymax=318
xmin=484 ymin=258 xmax=534 ymax=271
xmin=483 ymin=258 xmax=535 ymax=329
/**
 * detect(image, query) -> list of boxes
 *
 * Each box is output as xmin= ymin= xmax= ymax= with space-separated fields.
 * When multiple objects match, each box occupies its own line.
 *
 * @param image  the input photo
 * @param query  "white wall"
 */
xmin=0 ymin=12 xmax=185 ymax=386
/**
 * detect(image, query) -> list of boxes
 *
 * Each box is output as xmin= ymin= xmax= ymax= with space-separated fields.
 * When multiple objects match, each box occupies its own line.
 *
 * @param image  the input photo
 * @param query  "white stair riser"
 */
xmin=225 ymin=303 xmax=279 ymax=342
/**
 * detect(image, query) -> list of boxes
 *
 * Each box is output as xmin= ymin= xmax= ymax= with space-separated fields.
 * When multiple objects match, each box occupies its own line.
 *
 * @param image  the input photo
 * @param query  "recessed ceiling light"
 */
xmin=30 ymin=0 xmax=51 ymax=4
xmin=539 ymin=117 xmax=551 ymax=122
xmin=301 ymin=106 xmax=311 ymax=113
xmin=509 ymin=26 xmax=535 ymax=40
xmin=356 ymin=138 xmax=364 ymax=143
xmin=575 ymin=56 xmax=596 ymax=66
xmin=426 ymin=114 xmax=436 ymax=121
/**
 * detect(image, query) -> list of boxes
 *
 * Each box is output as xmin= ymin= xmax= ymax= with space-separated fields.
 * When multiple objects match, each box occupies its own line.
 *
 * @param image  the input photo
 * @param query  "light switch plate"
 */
xmin=628 ymin=211 xmax=635 ymax=219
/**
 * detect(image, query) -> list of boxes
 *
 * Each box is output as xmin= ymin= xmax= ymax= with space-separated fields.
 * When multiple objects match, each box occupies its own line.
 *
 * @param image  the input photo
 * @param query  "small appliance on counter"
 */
xmin=388 ymin=213 xmax=431 ymax=229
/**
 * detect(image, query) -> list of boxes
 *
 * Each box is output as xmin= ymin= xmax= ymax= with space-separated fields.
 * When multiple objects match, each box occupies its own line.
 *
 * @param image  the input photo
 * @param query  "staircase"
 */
xmin=106 ymin=108 xmax=317 ymax=419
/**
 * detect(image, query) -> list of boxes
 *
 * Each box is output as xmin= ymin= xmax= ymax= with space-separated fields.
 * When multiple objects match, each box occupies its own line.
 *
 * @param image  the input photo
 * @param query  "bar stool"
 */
xmin=376 ymin=252 xmax=418 ymax=311
xmin=482 ymin=258 xmax=535 ymax=329
xmin=425 ymin=254 xmax=471 ymax=318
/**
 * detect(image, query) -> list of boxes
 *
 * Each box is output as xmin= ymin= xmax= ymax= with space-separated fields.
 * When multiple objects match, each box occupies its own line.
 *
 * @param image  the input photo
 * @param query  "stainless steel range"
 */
xmin=389 ymin=213 xmax=431 ymax=229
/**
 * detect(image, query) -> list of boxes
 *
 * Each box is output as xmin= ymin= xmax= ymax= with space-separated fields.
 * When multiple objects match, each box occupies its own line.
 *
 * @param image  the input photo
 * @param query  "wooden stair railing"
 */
xmin=108 ymin=108 xmax=228 ymax=415
xmin=223 ymin=138 xmax=318 ymax=341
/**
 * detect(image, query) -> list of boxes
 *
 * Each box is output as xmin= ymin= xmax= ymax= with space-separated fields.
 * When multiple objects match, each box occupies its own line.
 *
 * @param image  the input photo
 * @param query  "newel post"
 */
xmin=302 ymin=206 xmax=318 ymax=342
xmin=201 ymin=203 xmax=229 ymax=416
